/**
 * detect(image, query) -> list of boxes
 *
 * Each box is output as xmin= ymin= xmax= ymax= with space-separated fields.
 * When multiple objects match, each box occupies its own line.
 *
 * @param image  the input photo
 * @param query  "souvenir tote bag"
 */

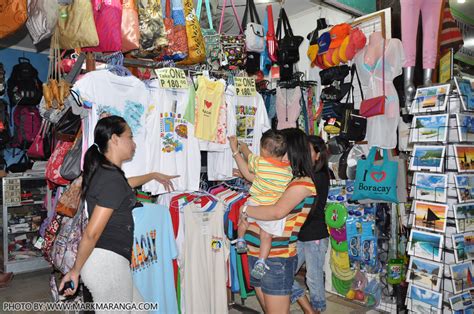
xmin=160 ymin=0 xmax=188 ymax=61
xmin=218 ymin=0 xmax=246 ymax=70
xmin=177 ymin=0 xmax=206 ymax=65
xmin=83 ymin=0 xmax=123 ymax=52
xmin=121 ymin=0 xmax=140 ymax=52
xmin=196 ymin=0 xmax=220 ymax=68
xmin=26 ymin=0 xmax=58 ymax=44
xmin=360 ymin=40 xmax=386 ymax=118
xmin=242 ymin=0 xmax=264 ymax=53
xmin=352 ymin=147 xmax=398 ymax=203
xmin=0 ymin=0 xmax=27 ymax=39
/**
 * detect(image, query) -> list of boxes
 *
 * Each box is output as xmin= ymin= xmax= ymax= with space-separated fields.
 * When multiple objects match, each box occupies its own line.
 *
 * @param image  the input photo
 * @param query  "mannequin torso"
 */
xmin=364 ymin=31 xmax=385 ymax=68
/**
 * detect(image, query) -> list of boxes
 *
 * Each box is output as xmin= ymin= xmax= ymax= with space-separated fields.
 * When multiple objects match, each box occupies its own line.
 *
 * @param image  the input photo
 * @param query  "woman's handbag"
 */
xmin=359 ymin=40 xmax=386 ymax=118
xmin=276 ymin=7 xmax=303 ymax=65
xmin=60 ymin=132 xmax=82 ymax=181
xmin=242 ymin=0 xmax=264 ymax=53
xmin=266 ymin=5 xmax=278 ymax=63
xmin=56 ymin=176 xmax=82 ymax=217
xmin=218 ymin=0 xmax=246 ymax=70
xmin=25 ymin=0 xmax=58 ymax=44
xmin=121 ymin=0 xmax=140 ymax=52
xmin=27 ymin=120 xmax=52 ymax=160
xmin=319 ymin=65 xmax=350 ymax=86
xmin=177 ymin=0 xmax=206 ymax=65
xmin=54 ymin=91 xmax=82 ymax=142
xmin=160 ymin=0 xmax=188 ymax=61
xmin=83 ymin=0 xmax=123 ymax=52
xmin=46 ymin=140 xmax=74 ymax=187
xmin=196 ymin=0 xmax=220 ymax=69
xmin=352 ymin=147 xmax=398 ymax=203
xmin=56 ymin=0 xmax=99 ymax=49
xmin=0 ymin=0 xmax=27 ymax=39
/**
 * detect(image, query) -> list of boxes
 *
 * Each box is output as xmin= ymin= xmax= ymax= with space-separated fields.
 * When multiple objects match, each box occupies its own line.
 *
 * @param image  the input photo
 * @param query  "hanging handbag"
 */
xmin=121 ymin=0 xmax=140 ymax=52
xmin=196 ymin=0 xmax=221 ymax=69
xmin=242 ymin=0 xmax=264 ymax=53
xmin=352 ymin=147 xmax=398 ymax=203
xmin=219 ymin=0 xmax=246 ymax=70
xmin=56 ymin=176 xmax=82 ymax=218
xmin=27 ymin=120 xmax=51 ymax=159
xmin=0 ymin=0 xmax=27 ymax=39
xmin=83 ymin=0 xmax=123 ymax=52
xmin=46 ymin=140 xmax=74 ymax=187
xmin=276 ymin=7 xmax=303 ymax=65
xmin=25 ymin=0 xmax=58 ymax=44
xmin=266 ymin=5 xmax=278 ymax=63
xmin=177 ymin=0 xmax=206 ymax=65
xmin=42 ymin=212 xmax=63 ymax=263
xmin=56 ymin=0 xmax=99 ymax=49
xmin=132 ymin=0 xmax=168 ymax=58
xmin=54 ymin=107 xmax=81 ymax=142
xmin=319 ymin=65 xmax=350 ymax=86
xmin=160 ymin=0 xmax=188 ymax=61
xmin=60 ymin=132 xmax=82 ymax=181
xmin=360 ymin=40 xmax=386 ymax=118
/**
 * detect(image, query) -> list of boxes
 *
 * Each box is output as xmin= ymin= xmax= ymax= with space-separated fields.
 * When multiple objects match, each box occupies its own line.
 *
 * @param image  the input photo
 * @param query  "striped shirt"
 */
xmin=244 ymin=177 xmax=317 ymax=258
xmin=248 ymin=153 xmax=293 ymax=205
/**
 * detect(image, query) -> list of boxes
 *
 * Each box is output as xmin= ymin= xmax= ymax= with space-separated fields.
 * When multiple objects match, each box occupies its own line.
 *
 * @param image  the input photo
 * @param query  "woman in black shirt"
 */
xmin=60 ymin=116 xmax=178 ymax=307
xmin=291 ymin=135 xmax=330 ymax=314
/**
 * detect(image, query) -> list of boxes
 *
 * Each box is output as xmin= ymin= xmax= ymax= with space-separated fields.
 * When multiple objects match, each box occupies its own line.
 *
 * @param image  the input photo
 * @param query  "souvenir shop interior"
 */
xmin=0 ymin=0 xmax=473 ymax=313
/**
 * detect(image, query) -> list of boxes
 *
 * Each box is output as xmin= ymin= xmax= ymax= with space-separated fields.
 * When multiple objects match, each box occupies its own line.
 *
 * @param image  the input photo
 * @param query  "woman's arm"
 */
xmin=245 ymin=185 xmax=313 ymax=221
xmin=59 ymin=205 xmax=113 ymax=295
xmin=127 ymin=173 xmax=180 ymax=191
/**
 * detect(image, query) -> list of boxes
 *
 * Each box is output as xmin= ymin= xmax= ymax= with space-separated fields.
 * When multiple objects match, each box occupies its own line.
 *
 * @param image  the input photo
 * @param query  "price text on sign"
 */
xmin=235 ymin=77 xmax=256 ymax=97
xmin=157 ymin=68 xmax=188 ymax=89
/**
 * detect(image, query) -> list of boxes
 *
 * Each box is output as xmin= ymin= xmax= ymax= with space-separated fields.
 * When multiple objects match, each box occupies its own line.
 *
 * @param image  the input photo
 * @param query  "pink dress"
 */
xmin=276 ymin=86 xmax=302 ymax=130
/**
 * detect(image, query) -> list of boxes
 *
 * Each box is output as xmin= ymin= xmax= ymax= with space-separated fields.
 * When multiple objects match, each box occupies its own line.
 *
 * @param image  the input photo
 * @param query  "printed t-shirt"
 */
xmin=194 ymin=76 xmax=225 ymax=142
xmin=132 ymin=203 xmax=178 ymax=314
xmin=73 ymin=70 xmax=150 ymax=177
xmin=86 ymin=165 xmax=136 ymax=262
xmin=244 ymin=177 xmax=317 ymax=258
xmin=248 ymin=153 xmax=292 ymax=205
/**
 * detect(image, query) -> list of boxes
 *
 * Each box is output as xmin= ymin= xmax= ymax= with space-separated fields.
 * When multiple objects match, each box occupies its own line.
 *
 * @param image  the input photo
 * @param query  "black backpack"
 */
xmin=0 ymin=99 xmax=10 ymax=148
xmin=7 ymin=58 xmax=43 ymax=107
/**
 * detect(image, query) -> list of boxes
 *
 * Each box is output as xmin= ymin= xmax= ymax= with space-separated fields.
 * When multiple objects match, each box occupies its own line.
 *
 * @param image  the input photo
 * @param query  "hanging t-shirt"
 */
xmin=182 ymin=202 xmax=229 ymax=314
xmin=354 ymin=38 xmax=404 ymax=149
xmin=132 ymin=203 xmax=178 ymax=314
xmin=143 ymin=83 xmax=201 ymax=194
xmin=73 ymin=70 xmax=150 ymax=177
xmin=276 ymin=86 xmax=302 ymax=130
xmin=194 ymin=76 xmax=225 ymax=142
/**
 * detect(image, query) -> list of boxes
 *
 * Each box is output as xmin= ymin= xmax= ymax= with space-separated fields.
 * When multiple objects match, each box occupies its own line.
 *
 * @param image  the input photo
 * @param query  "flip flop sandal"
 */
xmin=232 ymin=238 xmax=248 ymax=254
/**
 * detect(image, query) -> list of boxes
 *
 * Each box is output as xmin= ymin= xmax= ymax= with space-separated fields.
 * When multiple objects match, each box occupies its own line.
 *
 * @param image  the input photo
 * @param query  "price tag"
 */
xmin=235 ymin=77 xmax=256 ymax=97
xmin=156 ymin=68 xmax=188 ymax=89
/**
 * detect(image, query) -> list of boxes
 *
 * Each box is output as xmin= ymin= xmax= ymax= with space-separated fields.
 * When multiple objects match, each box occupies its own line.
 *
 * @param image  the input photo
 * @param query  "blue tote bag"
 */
xmin=352 ymin=147 xmax=398 ymax=203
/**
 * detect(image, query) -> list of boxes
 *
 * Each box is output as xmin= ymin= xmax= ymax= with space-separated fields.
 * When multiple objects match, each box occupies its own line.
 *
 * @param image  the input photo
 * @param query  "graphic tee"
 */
xmin=132 ymin=203 xmax=178 ymax=314
xmin=73 ymin=70 xmax=150 ymax=177
xmin=194 ymin=76 xmax=225 ymax=142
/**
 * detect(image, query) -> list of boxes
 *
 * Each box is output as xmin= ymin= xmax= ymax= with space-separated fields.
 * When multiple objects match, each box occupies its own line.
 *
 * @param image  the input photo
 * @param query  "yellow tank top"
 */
xmin=194 ymin=76 xmax=225 ymax=141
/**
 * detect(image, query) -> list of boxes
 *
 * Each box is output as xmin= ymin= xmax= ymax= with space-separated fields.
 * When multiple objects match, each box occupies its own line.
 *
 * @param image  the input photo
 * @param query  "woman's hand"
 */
xmin=153 ymin=173 xmax=180 ymax=192
xmin=58 ymin=269 xmax=80 ymax=296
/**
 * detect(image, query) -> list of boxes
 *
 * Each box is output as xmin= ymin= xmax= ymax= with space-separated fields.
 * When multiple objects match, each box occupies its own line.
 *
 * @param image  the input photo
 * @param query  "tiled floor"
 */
xmin=0 ymin=269 xmax=380 ymax=313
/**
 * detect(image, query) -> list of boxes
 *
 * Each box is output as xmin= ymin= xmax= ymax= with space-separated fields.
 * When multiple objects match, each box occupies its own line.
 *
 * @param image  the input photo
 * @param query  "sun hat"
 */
xmin=329 ymin=23 xmax=351 ymax=49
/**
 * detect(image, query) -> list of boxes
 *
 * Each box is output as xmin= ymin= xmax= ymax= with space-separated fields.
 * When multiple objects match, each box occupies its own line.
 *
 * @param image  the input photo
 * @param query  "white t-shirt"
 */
xmin=142 ymin=82 xmax=201 ymax=194
xmin=73 ymin=70 xmax=150 ymax=177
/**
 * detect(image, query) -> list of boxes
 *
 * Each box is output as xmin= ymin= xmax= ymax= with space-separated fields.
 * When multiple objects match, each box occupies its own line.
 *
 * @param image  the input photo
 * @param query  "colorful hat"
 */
xmin=329 ymin=23 xmax=352 ymax=49
xmin=346 ymin=28 xmax=367 ymax=61
xmin=331 ymin=47 xmax=341 ymax=66
xmin=338 ymin=35 xmax=350 ymax=63
xmin=317 ymin=32 xmax=331 ymax=55
xmin=323 ymin=49 xmax=335 ymax=68
xmin=307 ymin=43 xmax=319 ymax=64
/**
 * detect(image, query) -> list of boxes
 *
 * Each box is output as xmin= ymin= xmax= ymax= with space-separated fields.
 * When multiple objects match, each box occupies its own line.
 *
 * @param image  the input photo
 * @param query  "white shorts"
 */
xmin=246 ymin=199 xmax=286 ymax=236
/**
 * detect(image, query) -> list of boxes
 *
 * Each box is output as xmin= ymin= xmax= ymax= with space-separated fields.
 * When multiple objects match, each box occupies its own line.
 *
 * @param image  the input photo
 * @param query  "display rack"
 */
xmin=1 ymin=173 xmax=51 ymax=274
xmin=405 ymin=80 xmax=474 ymax=313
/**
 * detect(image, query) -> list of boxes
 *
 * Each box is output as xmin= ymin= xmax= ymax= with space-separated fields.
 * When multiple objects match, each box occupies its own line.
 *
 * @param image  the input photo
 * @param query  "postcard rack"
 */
xmin=405 ymin=78 xmax=474 ymax=313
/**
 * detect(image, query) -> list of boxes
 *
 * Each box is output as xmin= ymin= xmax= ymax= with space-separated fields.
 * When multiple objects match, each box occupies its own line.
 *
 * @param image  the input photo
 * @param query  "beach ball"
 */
xmin=355 ymin=290 xmax=365 ymax=301
xmin=365 ymin=295 xmax=376 ymax=307
xmin=346 ymin=289 xmax=355 ymax=300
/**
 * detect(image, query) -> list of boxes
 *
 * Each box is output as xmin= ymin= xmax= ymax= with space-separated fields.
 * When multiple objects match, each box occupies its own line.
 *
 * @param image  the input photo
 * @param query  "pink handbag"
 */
xmin=360 ymin=39 xmax=386 ymax=118
xmin=121 ymin=0 xmax=140 ymax=52
xmin=83 ymin=0 xmax=123 ymax=52
xmin=27 ymin=120 xmax=49 ymax=159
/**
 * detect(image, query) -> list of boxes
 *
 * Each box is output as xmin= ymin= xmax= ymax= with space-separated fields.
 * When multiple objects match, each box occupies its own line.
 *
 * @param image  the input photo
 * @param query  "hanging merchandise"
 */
xmin=132 ymin=0 xmax=168 ymax=58
xmin=265 ymin=4 xmax=278 ymax=63
xmin=242 ymin=0 xmax=264 ymax=53
xmin=27 ymin=120 xmax=52 ymax=160
xmin=56 ymin=176 xmax=82 ymax=218
xmin=259 ymin=11 xmax=272 ymax=75
xmin=45 ymin=140 xmax=74 ymax=187
xmin=160 ymin=0 xmax=188 ymax=61
xmin=82 ymin=0 xmax=123 ymax=52
xmin=219 ymin=0 xmax=247 ymax=70
xmin=325 ymin=203 xmax=348 ymax=229
xmin=439 ymin=0 xmax=464 ymax=53
xmin=177 ymin=0 xmax=206 ymax=65
xmin=0 ymin=0 xmax=27 ymax=39
xmin=25 ymin=0 xmax=58 ymax=44
xmin=352 ymin=147 xmax=398 ymax=203
xmin=7 ymin=57 xmax=43 ymax=107
xmin=196 ymin=0 xmax=221 ymax=69
xmin=276 ymin=7 xmax=303 ymax=80
xmin=276 ymin=86 xmax=301 ymax=130
xmin=338 ymin=28 xmax=366 ymax=63
xmin=12 ymin=106 xmax=42 ymax=150
xmin=55 ymin=0 xmax=99 ymax=49
xmin=121 ymin=0 xmax=140 ymax=52
xmin=60 ymin=131 xmax=82 ymax=181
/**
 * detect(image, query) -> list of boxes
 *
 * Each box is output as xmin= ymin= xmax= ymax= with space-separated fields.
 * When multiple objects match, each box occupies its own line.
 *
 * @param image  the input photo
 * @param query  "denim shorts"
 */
xmin=248 ymin=255 xmax=298 ymax=296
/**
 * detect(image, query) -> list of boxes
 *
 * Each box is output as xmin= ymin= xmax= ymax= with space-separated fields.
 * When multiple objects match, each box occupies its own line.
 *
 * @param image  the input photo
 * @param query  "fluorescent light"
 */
xmin=458 ymin=0 xmax=466 ymax=3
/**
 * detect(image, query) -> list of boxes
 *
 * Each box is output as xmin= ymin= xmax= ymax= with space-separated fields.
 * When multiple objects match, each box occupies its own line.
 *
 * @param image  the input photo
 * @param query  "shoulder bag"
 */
xmin=196 ymin=0 xmax=221 ymax=69
xmin=242 ymin=0 xmax=264 ymax=53
xmin=25 ymin=0 xmax=58 ymax=44
xmin=276 ymin=7 xmax=303 ymax=65
xmin=160 ymin=0 xmax=188 ymax=61
xmin=0 ymin=0 xmax=27 ymax=39
xmin=121 ymin=0 xmax=140 ymax=52
xmin=177 ymin=0 xmax=206 ymax=65
xmin=219 ymin=0 xmax=246 ymax=70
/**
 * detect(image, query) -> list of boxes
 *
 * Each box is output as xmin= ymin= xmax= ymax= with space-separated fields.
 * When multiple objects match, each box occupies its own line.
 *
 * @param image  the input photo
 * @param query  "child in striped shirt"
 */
xmin=229 ymin=130 xmax=293 ymax=279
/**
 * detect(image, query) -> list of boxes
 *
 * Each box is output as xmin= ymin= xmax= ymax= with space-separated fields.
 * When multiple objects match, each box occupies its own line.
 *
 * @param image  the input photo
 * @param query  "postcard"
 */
xmin=455 ymin=145 xmax=474 ymax=172
xmin=455 ymin=174 xmax=474 ymax=203
xmin=454 ymin=203 xmax=474 ymax=233
xmin=407 ymin=283 xmax=443 ymax=312
xmin=411 ymin=84 xmax=450 ymax=114
xmin=449 ymin=291 xmax=473 ymax=312
xmin=407 ymin=257 xmax=443 ymax=291
xmin=408 ymin=229 xmax=444 ymax=262
xmin=410 ymin=145 xmax=446 ymax=173
xmin=455 ymin=77 xmax=474 ymax=111
xmin=414 ymin=173 xmax=448 ymax=203
xmin=410 ymin=114 xmax=448 ymax=143
xmin=451 ymin=261 xmax=474 ymax=294
xmin=413 ymin=200 xmax=448 ymax=233
xmin=453 ymin=233 xmax=474 ymax=263
xmin=457 ymin=114 xmax=474 ymax=142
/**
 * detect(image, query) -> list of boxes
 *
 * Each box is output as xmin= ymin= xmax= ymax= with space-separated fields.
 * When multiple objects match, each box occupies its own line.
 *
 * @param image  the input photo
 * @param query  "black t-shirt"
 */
xmin=86 ymin=165 xmax=136 ymax=262
xmin=298 ymin=170 xmax=330 ymax=242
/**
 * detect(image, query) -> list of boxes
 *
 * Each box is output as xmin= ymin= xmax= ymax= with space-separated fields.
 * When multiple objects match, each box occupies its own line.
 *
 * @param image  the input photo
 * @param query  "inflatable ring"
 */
xmin=332 ymin=274 xmax=352 ymax=295
xmin=330 ymin=226 xmax=347 ymax=242
xmin=325 ymin=203 xmax=348 ymax=229
xmin=331 ymin=261 xmax=356 ymax=281
xmin=331 ymin=249 xmax=350 ymax=269
xmin=331 ymin=237 xmax=348 ymax=252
